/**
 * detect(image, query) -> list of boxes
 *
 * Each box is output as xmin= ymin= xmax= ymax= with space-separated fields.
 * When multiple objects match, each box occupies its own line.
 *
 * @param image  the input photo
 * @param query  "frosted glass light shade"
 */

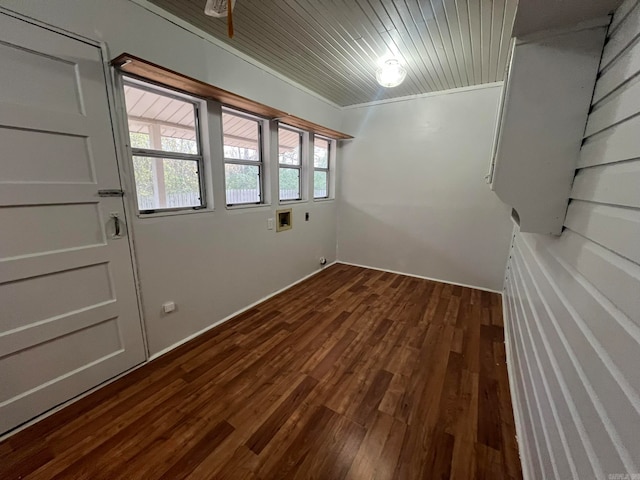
xmin=376 ymin=59 xmax=407 ymax=88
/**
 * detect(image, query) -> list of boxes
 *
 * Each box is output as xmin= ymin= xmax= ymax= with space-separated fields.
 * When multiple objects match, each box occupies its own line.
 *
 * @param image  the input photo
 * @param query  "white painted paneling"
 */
xmin=593 ymin=33 xmax=640 ymax=103
xmin=337 ymin=85 xmax=513 ymax=291
xmin=564 ymin=201 xmax=640 ymax=264
xmin=505 ymin=3 xmax=640 ymax=477
xmin=571 ymin=160 xmax=640 ymax=207
xmin=580 ymin=114 xmax=640 ymax=168
xmin=601 ymin=0 xmax=640 ymax=68
xmin=508 ymin=236 xmax=624 ymax=479
xmin=507 ymin=255 xmax=593 ymax=480
xmin=611 ymin=0 xmax=639 ymax=32
xmin=543 ymin=230 xmax=640 ymax=324
xmin=584 ymin=76 xmax=640 ymax=137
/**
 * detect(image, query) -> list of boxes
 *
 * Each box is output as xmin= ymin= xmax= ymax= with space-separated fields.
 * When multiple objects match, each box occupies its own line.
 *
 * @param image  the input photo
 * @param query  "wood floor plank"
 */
xmin=0 ymin=264 xmax=522 ymax=480
xmin=245 ymin=375 xmax=318 ymax=455
xmin=345 ymin=410 xmax=395 ymax=479
xmin=156 ymin=420 xmax=235 ymax=480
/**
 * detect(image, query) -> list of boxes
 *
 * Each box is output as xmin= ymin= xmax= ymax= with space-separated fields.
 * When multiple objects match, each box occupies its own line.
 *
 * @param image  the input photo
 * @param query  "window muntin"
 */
xmin=123 ymin=80 xmax=205 ymax=213
xmin=278 ymin=126 xmax=302 ymax=201
xmin=222 ymin=108 xmax=264 ymax=205
xmin=314 ymin=136 xmax=330 ymax=199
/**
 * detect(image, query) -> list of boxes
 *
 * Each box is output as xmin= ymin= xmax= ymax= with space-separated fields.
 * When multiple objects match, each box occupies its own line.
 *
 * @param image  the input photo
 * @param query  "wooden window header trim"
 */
xmin=111 ymin=53 xmax=353 ymax=140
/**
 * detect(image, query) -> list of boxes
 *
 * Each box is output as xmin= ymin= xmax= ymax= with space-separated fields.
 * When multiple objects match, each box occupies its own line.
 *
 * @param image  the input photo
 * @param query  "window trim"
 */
xmin=278 ymin=124 xmax=303 ymax=202
xmin=123 ymin=76 xmax=207 ymax=215
xmin=222 ymin=107 xmax=266 ymax=207
xmin=314 ymin=135 xmax=331 ymax=200
xmin=113 ymin=53 xmax=353 ymax=140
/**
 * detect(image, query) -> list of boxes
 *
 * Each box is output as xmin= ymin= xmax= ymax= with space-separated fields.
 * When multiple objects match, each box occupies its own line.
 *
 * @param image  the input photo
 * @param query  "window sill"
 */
xmin=137 ymin=207 xmax=215 ymax=219
xmin=313 ymin=198 xmax=334 ymax=203
xmin=225 ymin=203 xmax=272 ymax=211
xmin=279 ymin=198 xmax=307 ymax=205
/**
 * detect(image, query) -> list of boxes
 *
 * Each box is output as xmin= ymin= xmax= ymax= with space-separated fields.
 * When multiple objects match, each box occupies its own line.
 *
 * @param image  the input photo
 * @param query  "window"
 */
xmin=123 ymin=79 xmax=205 ymax=213
xmin=222 ymin=108 xmax=264 ymax=205
xmin=314 ymin=136 xmax=331 ymax=199
xmin=278 ymin=126 xmax=302 ymax=201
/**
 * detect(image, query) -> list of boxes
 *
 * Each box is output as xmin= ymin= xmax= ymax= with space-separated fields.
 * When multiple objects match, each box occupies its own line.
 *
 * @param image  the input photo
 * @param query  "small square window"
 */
xmin=313 ymin=170 xmax=328 ymax=199
xmin=132 ymin=157 xmax=202 ymax=210
xmin=314 ymin=136 xmax=331 ymax=199
xmin=278 ymin=126 xmax=303 ymax=201
xmin=224 ymin=163 xmax=261 ymax=204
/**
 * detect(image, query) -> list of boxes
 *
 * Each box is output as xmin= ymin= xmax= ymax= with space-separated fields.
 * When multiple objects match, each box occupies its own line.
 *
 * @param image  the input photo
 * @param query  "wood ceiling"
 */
xmin=146 ymin=0 xmax=518 ymax=106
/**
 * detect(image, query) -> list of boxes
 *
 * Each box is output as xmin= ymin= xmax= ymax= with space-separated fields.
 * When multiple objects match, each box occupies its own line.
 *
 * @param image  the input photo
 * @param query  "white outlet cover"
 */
xmin=163 ymin=302 xmax=176 ymax=313
xmin=267 ymin=218 xmax=274 ymax=230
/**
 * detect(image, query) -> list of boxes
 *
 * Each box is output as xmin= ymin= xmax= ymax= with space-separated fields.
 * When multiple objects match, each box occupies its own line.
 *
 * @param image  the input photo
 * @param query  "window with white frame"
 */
xmin=314 ymin=136 xmax=331 ymax=199
xmin=278 ymin=125 xmax=303 ymax=201
xmin=222 ymin=108 xmax=264 ymax=205
xmin=123 ymin=78 xmax=205 ymax=213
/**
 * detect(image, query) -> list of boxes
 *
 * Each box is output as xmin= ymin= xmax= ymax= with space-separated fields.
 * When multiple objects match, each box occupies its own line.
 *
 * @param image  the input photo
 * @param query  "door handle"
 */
xmin=110 ymin=213 xmax=124 ymax=239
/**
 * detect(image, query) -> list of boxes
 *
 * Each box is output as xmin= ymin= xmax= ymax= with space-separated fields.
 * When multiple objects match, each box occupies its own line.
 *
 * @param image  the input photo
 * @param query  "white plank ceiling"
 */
xmin=146 ymin=0 xmax=518 ymax=106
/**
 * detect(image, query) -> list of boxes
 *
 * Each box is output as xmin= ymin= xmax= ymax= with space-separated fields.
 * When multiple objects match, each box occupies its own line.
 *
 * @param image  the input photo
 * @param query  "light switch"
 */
xmin=267 ymin=218 xmax=274 ymax=230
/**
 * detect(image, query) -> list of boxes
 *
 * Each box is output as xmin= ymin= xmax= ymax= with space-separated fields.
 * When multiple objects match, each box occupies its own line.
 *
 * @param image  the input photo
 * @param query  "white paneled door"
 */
xmin=0 ymin=13 xmax=146 ymax=434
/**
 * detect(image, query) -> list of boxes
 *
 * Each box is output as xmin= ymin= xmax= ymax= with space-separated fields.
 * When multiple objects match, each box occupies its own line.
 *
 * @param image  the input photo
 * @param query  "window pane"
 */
xmin=314 ymin=170 xmax=328 ymax=198
xmin=133 ymin=156 xmax=202 ymax=210
xmin=223 ymin=111 xmax=260 ymax=162
xmin=161 ymin=136 xmax=198 ymax=155
xmin=124 ymin=84 xmax=198 ymax=155
xmin=279 ymin=167 xmax=301 ymax=200
xmin=278 ymin=128 xmax=301 ymax=165
xmin=314 ymin=138 xmax=329 ymax=168
xmin=130 ymin=128 xmax=150 ymax=149
xmin=225 ymin=163 xmax=261 ymax=204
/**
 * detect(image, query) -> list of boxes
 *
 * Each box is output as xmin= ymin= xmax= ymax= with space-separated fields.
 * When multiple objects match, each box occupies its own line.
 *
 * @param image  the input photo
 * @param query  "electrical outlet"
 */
xmin=305 ymin=212 xmax=310 ymax=221
xmin=267 ymin=218 xmax=274 ymax=230
xmin=162 ymin=302 xmax=176 ymax=314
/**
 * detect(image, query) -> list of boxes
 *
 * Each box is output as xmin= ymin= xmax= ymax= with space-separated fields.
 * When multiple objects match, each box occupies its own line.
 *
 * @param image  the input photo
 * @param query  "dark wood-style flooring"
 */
xmin=0 ymin=264 xmax=522 ymax=479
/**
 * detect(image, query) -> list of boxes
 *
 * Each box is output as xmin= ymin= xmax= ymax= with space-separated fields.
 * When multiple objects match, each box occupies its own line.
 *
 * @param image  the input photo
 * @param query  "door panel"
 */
xmin=0 ymin=12 xmax=146 ymax=434
xmin=0 ymin=127 xmax=94 ymax=183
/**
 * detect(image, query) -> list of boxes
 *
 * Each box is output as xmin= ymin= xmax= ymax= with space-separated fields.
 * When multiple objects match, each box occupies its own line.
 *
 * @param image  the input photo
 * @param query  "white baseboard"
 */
xmin=148 ymin=261 xmax=338 ymax=360
xmin=335 ymin=261 xmax=502 ymax=294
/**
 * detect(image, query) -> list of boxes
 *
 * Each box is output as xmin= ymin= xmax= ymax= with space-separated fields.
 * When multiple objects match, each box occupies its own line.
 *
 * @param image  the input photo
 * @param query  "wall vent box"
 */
xmin=276 ymin=208 xmax=292 ymax=232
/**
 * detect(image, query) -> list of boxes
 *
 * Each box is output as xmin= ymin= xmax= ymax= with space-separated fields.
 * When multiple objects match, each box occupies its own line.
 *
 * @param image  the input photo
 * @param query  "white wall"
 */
xmin=504 ymin=1 xmax=640 ymax=478
xmin=337 ymin=86 xmax=514 ymax=291
xmin=1 ymin=0 xmax=341 ymax=355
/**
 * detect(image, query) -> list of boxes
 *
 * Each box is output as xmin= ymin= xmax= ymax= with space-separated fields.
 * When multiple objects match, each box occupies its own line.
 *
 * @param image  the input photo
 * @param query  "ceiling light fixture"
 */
xmin=376 ymin=58 xmax=407 ymax=88
xmin=204 ymin=0 xmax=235 ymax=17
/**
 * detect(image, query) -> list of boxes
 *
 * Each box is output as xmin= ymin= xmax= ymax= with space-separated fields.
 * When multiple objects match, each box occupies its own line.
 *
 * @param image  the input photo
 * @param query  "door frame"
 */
xmin=0 ymin=8 xmax=151 ymax=440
